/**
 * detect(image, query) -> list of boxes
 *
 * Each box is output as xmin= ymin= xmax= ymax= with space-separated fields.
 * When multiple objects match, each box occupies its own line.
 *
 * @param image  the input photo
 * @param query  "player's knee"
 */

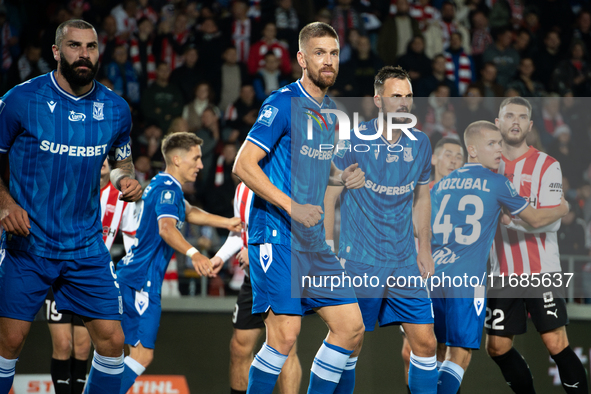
xmin=73 ymin=341 xmax=92 ymax=359
xmin=401 ymin=342 xmax=411 ymax=363
xmin=52 ymin=335 xmax=73 ymax=356
xmin=230 ymin=333 xmax=255 ymax=360
xmin=486 ymin=342 xmax=505 ymax=358
xmin=0 ymin=330 xmax=27 ymax=354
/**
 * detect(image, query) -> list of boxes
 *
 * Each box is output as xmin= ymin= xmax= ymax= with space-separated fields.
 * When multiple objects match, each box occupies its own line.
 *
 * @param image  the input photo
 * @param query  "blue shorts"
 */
xmin=0 ymin=249 xmax=122 ymax=321
xmin=120 ymin=283 xmax=161 ymax=349
xmin=344 ymin=259 xmax=433 ymax=331
xmin=249 ymin=243 xmax=357 ymax=316
xmin=432 ymin=286 xmax=487 ymax=349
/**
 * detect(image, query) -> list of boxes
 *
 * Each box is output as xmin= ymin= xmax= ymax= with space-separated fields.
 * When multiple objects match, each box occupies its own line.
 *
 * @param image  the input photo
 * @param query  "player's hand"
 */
xmin=342 ymin=163 xmax=365 ymax=189
xmin=0 ymin=202 xmax=31 ymax=237
xmin=559 ymin=195 xmax=570 ymax=217
xmin=291 ymin=202 xmax=323 ymax=228
xmin=237 ymin=248 xmax=249 ymax=271
xmin=119 ymin=178 xmax=143 ymax=202
xmin=210 ymin=256 xmax=224 ymax=276
xmin=417 ymin=249 xmax=434 ymax=280
xmin=226 ymin=217 xmax=242 ymax=232
xmin=191 ymin=252 xmax=214 ymax=277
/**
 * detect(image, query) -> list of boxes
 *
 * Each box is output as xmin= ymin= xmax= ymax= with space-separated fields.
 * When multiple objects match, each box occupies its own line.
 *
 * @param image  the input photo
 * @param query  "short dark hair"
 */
xmin=374 ymin=66 xmax=411 ymax=95
xmin=499 ymin=96 xmax=532 ymax=118
xmin=298 ymin=22 xmax=338 ymax=52
xmin=55 ymin=19 xmax=95 ymax=49
xmin=162 ymin=132 xmax=203 ymax=161
xmin=434 ymin=137 xmax=464 ymax=156
xmin=464 ymin=121 xmax=499 ymax=147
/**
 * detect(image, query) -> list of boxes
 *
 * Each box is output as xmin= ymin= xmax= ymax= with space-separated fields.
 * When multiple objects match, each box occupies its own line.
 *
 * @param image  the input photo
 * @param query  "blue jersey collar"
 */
xmin=296 ymin=79 xmax=329 ymax=108
xmin=50 ymin=71 xmax=96 ymax=101
xmin=160 ymin=173 xmax=182 ymax=189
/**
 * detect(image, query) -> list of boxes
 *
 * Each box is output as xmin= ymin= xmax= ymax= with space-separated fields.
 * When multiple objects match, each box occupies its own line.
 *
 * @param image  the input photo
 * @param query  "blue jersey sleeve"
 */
xmin=418 ymin=133 xmax=432 ymax=185
xmin=108 ymin=98 xmax=132 ymax=161
xmin=494 ymin=174 xmax=529 ymax=215
xmin=0 ymin=89 xmax=23 ymax=153
xmin=246 ymin=94 xmax=290 ymax=153
xmin=155 ymin=187 xmax=184 ymax=222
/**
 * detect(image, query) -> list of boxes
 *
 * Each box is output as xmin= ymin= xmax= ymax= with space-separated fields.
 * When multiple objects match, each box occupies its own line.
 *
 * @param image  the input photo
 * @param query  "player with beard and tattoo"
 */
xmin=233 ymin=22 xmax=366 ymax=394
xmin=0 ymin=19 xmax=142 ymax=394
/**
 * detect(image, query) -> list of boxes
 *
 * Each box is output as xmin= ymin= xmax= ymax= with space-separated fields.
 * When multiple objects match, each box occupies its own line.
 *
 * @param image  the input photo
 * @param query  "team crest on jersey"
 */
xmin=68 ymin=111 xmax=86 ymax=122
xmin=505 ymin=180 xmax=518 ymax=197
xmin=161 ymin=190 xmax=175 ymax=204
xmin=474 ymin=285 xmax=485 ymax=316
xmin=93 ymin=102 xmax=104 ymax=121
xmin=403 ymin=147 xmax=413 ymax=162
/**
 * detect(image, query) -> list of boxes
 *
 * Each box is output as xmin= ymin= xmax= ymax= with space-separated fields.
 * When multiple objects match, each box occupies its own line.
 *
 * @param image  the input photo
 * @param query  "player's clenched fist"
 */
xmin=291 ymin=202 xmax=323 ymax=228
xmin=0 ymin=202 xmax=31 ymax=237
xmin=192 ymin=252 xmax=214 ymax=277
xmin=342 ymin=163 xmax=365 ymax=189
xmin=119 ymin=177 xmax=143 ymax=202
xmin=226 ymin=217 xmax=242 ymax=232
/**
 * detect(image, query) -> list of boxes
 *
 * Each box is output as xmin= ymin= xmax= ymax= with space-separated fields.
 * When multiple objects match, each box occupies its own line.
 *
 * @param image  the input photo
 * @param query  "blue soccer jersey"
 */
xmin=333 ymin=119 xmax=432 ymax=267
xmin=431 ymin=163 xmax=529 ymax=281
xmin=0 ymin=72 xmax=132 ymax=259
xmin=117 ymin=173 xmax=185 ymax=293
xmin=246 ymin=80 xmax=336 ymax=251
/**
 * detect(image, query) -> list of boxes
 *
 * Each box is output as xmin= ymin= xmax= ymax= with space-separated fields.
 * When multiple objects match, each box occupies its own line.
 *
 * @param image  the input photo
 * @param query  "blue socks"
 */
xmin=120 ymin=356 xmax=146 ymax=394
xmin=437 ymin=360 xmax=464 ymax=394
xmin=247 ymin=343 xmax=288 ymax=394
xmin=409 ymin=352 xmax=438 ymax=394
xmin=0 ymin=355 xmax=17 ymax=394
xmin=308 ymin=341 xmax=353 ymax=394
xmin=83 ymin=351 xmax=124 ymax=394
xmin=333 ymin=356 xmax=358 ymax=394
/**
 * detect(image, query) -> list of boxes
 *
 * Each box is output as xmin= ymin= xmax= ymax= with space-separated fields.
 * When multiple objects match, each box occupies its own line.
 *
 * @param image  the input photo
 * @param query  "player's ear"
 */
xmin=373 ymin=95 xmax=381 ymax=110
xmin=296 ymin=51 xmax=306 ymax=70
xmin=466 ymin=144 xmax=477 ymax=159
xmin=52 ymin=45 xmax=59 ymax=62
xmin=431 ymin=154 xmax=438 ymax=166
xmin=494 ymin=118 xmax=500 ymax=128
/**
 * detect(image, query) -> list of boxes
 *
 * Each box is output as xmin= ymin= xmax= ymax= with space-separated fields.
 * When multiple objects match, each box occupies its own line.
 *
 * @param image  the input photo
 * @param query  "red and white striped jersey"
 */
xmin=232 ymin=19 xmax=252 ymax=63
xmin=100 ymin=182 xmax=138 ymax=251
xmin=490 ymin=147 xmax=563 ymax=275
xmin=214 ymin=182 xmax=253 ymax=262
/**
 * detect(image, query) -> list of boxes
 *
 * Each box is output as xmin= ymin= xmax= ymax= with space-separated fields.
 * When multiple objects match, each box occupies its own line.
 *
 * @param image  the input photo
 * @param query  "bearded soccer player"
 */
xmin=233 ymin=22 xmax=366 ymax=394
xmin=0 ymin=19 xmax=142 ymax=394
xmin=44 ymin=158 xmax=138 ymax=394
xmin=486 ymin=97 xmax=589 ymax=394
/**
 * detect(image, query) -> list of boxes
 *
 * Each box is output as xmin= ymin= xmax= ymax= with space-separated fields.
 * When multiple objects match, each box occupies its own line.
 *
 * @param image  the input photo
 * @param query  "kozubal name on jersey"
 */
xmin=365 ymin=180 xmax=415 ymax=196
xmin=39 ymin=140 xmax=108 ymax=157
xmin=435 ymin=177 xmax=492 ymax=192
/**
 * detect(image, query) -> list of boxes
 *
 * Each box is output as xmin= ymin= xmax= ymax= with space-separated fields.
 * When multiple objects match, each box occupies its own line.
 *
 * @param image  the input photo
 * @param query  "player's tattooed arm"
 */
xmin=185 ymin=201 xmax=242 ymax=231
xmin=111 ymin=156 xmax=143 ymax=202
xmin=0 ymin=175 xmax=31 ymax=237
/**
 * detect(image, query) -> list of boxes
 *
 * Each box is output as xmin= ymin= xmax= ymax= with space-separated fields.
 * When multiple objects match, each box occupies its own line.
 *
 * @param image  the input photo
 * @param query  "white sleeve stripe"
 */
xmin=418 ymin=180 xmax=430 ymax=185
xmin=247 ymin=136 xmax=270 ymax=152
xmin=157 ymin=214 xmax=179 ymax=221
xmin=510 ymin=200 xmax=529 ymax=216
xmin=0 ymin=148 xmax=7 ymax=152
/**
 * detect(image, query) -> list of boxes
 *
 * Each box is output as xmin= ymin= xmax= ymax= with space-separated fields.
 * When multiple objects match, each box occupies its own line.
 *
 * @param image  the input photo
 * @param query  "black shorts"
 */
xmin=232 ymin=275 xmax=265 ymax=330
xmin=485 ymin=287 xmax=568 ymax=336
xmin=43 ymin=289 xmax=85 ymax=326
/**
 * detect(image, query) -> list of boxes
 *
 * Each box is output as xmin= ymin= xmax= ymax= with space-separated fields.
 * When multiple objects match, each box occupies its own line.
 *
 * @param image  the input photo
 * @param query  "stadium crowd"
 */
xmin=2 ymin=0 xmax=591 ymax=296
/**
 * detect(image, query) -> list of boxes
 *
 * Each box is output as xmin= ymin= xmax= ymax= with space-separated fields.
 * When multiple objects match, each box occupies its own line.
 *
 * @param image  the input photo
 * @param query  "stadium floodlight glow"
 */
xmin=306 ymin=109 xmax=418 ymax=141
